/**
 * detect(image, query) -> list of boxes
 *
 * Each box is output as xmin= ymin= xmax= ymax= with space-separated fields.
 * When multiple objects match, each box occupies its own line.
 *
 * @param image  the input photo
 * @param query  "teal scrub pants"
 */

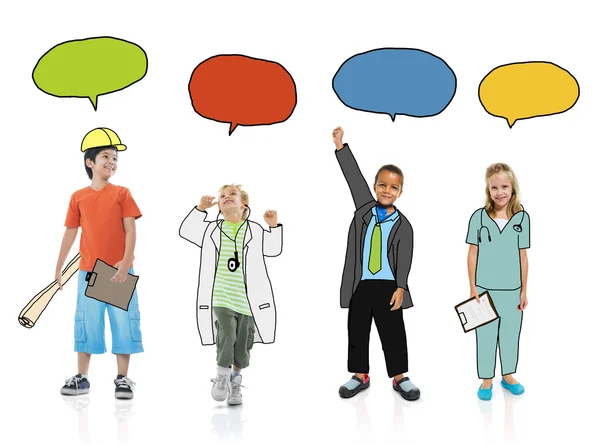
xmin=475 ymin=287 xmax=523 ymax=379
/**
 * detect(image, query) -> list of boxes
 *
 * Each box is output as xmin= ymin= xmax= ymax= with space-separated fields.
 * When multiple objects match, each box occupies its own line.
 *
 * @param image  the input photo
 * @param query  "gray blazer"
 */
xmin=336 ymin=143 xmax=414 ymax=309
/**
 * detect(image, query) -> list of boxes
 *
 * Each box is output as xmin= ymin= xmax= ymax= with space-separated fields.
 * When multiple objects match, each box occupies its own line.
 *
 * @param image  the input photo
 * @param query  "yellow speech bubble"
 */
xmin=479 ymin=62 xmax=579 ymax=128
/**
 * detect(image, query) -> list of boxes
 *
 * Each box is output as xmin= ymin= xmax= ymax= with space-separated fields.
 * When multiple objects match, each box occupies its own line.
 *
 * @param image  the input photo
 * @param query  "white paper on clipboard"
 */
xmin=455 ymin=291 xmax=499 ymax=333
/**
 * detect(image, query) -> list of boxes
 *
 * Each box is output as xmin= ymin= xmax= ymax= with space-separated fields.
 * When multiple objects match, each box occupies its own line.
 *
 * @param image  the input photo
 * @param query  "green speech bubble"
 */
xmin=32 ymin=36 xmax=148 ymax=110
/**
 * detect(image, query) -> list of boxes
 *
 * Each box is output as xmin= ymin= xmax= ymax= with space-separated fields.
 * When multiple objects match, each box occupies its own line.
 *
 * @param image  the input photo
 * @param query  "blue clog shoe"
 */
xmin=501 ymin=378 xmax=524 ymax=395
xmin=477 ymin=383 xmax=493 ymax=401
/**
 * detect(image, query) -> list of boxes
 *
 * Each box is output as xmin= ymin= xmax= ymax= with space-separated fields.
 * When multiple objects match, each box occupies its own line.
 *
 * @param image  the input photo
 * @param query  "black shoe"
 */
xmin=393 ymin=376 xmax=420 ymax=401
xmin=339 ymin=375 xmax=370 ymax=398
xmin=114 ymin=375 xmax=135 ymax=399
xmin=60 ymin=374 xmax=90 ymax=396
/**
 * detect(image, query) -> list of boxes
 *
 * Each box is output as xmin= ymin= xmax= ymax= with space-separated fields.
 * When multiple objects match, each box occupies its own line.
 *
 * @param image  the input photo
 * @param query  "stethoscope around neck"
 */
xmin=477 ymin=206 xmax=524 ymax=243
xmin=216 ymin=206 xmax=251 ymax=272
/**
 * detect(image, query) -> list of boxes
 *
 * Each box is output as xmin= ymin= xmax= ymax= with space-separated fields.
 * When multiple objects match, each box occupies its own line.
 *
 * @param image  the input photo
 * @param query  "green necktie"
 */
xmin=368 ymin=223 xmax=382 ymax=274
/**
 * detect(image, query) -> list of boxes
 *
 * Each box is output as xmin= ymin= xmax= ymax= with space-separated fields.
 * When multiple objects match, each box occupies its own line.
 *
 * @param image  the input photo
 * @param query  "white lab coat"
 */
xmin=179 ymin=208 xmax=282 ymax=345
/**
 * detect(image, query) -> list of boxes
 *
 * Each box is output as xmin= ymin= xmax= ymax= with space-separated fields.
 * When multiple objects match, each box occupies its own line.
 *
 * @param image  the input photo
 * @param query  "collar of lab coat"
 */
xmin=210 ymin=219 xmax=254 ymax=251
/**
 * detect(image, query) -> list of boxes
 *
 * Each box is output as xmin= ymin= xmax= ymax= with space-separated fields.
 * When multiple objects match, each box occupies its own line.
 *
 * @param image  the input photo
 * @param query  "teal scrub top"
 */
xmin=466 ymin=207 xmax=530 ymax=291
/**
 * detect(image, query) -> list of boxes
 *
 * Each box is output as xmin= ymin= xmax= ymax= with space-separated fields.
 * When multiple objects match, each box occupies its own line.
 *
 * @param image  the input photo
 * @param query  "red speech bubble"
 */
xmin=188 ymin=54 xmax=297 ymax=135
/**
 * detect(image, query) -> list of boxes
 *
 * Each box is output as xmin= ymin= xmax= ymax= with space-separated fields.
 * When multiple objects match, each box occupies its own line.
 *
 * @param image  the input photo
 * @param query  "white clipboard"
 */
xmin=455 ymin=291 xmax=499 ymax=333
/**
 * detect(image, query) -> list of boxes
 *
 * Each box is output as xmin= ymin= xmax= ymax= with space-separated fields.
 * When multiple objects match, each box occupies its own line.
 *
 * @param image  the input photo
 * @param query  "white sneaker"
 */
xmin=227 ymin=375 xmax=243 ymax=405
xmin=211 ymin=373 xmax=229 ymax=402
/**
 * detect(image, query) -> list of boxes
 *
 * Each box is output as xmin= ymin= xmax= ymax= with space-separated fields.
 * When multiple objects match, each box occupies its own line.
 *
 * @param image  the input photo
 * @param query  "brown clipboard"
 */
xmin=84 ymin=259 xmax=138 ymax=311
xmin=454 ymin=291 xmax=499 ymax=333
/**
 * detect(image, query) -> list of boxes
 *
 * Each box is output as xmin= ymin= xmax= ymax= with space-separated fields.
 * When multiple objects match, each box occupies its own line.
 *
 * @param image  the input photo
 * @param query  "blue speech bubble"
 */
xmin=333 ymin=48 xmax=457 ymax=121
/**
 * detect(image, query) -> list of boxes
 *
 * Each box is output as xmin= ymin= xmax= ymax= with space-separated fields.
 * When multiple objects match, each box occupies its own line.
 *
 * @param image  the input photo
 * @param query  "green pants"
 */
xmin=475 ymin=287 xmax=523 ymax=379
xmin=213 ymin=306 xmax=255 ymax=369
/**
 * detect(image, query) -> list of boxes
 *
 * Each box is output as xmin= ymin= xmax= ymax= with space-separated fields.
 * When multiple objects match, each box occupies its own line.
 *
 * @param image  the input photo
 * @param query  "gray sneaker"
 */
xmin=227 ymin=375 xmax=243 ymax=405
xmin=211 ymin=373 xmax=229 ymax=402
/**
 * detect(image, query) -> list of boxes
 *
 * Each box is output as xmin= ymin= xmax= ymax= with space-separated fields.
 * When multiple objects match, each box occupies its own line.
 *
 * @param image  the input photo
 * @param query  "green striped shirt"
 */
xmin=212 ymin=220 xmax=251 ymax=315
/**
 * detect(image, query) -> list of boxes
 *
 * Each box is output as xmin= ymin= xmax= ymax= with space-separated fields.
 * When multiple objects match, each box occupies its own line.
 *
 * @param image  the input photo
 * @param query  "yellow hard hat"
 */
xmin=81 ymin=128 xmax=127 ymax=152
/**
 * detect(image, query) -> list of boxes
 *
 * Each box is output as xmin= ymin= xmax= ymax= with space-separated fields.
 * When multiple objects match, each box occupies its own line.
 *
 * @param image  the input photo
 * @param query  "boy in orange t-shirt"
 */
xmin=54 ymin=128 xmax=143 ymax=399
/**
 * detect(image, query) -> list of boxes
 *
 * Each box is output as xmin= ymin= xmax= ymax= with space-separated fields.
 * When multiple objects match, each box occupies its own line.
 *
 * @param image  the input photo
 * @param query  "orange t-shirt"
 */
xmin=65 ymin=183 xmax=142 ymax=271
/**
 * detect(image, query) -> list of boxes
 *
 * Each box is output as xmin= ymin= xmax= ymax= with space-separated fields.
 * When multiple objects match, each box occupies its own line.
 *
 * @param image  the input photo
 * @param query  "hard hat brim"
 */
xmin=81 ymin=144 xmax=127 ymax=152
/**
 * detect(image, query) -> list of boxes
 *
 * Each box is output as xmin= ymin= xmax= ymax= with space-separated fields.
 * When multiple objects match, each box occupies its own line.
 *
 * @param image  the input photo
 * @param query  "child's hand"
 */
xmin=390 ymin=287 xmax=404 ymax=311
xmin=111 ymin=260 xmax=129 ymax=284
xmin=55 ymin=272 xmax=63 ymax=290
xmin=197 ymin=195 xmax=217 ymax=211
xmin=264 ymin=210 xmax=278 ymax=227
xmin=471 ymin=286 xmax=480 ymax=303
xmin=518 ymin=291 xmax=528 ymax=311
xmin=332 ymin=126 xmax=344 ymax=150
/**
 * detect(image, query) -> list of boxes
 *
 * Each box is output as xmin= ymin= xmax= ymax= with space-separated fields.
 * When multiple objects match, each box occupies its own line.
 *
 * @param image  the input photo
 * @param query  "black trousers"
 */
xmin=347 ymin=280 xmax=409 ymax=377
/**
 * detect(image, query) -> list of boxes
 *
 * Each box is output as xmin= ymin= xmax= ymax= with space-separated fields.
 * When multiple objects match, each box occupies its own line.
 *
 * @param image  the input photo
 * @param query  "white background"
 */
xmin=1 ymin=1 xmax=598 ymax=444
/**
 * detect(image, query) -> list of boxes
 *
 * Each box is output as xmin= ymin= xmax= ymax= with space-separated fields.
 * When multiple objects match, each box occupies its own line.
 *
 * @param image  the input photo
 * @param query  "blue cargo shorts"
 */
xmin=74 ymin=269 xmax=144 ymax=354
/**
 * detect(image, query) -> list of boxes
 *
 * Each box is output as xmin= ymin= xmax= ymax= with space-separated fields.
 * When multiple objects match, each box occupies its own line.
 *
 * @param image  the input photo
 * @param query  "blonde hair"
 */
xmin=484 ymin=163 xmax=522 ymax=218
xmin=218 ymin=184 xmax=249 ymax=219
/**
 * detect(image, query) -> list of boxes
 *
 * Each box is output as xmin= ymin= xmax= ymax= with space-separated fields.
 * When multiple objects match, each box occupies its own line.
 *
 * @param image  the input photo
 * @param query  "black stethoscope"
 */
xmin=477 ymin=206 xmax=524 ymax=243
xmin=216 ymin=206 xmax=251 ymax=272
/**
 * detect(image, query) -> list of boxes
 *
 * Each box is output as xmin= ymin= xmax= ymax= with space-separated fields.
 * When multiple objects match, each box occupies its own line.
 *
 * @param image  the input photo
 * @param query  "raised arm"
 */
xmin=179 ymin=195 xmax=216 ymax=248
xmin=332 ymin=127 xmax=374 ymax=210
xmin=263 ymin=210 xmax=282 ymax=257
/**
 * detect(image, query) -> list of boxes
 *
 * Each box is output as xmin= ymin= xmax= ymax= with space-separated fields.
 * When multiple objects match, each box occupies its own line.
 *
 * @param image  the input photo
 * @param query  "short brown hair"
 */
xmin=374 ymin=164 xmax=404 ymax=189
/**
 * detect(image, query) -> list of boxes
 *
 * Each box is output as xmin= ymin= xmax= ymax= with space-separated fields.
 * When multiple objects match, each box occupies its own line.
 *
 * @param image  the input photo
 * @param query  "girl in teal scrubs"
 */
xmin=466 ymin=163 xmax=530 ymax=400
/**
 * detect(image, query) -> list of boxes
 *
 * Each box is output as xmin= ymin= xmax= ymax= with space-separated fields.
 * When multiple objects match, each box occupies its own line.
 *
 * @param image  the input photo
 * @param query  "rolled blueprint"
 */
xmin=18 ymin=253 xmax=81 ymax=328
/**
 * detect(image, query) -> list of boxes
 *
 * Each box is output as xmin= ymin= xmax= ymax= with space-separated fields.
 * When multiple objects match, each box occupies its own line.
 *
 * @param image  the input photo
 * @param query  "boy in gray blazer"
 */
xmin=332 ymin=127 xmax=420 ymax=401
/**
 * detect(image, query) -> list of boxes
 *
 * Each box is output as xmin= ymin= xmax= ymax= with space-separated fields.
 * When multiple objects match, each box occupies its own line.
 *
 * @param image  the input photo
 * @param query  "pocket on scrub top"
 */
xmin=74 ymin=311 xmax=86 ymax=342
xmin=128 ymin=310 xmax=143 ymax=342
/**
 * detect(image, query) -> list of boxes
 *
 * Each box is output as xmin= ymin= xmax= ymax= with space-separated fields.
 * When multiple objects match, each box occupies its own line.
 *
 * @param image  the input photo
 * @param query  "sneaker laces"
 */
xmin=229 ymin=379 xmax=242 ymax=397
xmin=229 ymin=377 xmax=247 ymax=392
xmin=211 ymin=374 xmax=229 ymax=387
xmin=115 ymin=376 xmax=135 ymax=390
xmin=65 ymin=375 xmax=84 ymax=387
